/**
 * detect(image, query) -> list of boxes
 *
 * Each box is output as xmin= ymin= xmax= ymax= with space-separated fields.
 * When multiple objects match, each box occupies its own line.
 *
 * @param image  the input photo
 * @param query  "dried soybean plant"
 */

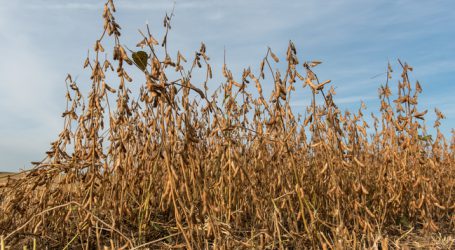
xmin=1 ymin=0 xmax=454 ymax=249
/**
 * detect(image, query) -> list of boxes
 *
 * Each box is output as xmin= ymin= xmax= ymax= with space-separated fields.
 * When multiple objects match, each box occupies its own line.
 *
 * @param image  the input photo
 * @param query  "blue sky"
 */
xmin=0 ymin=0 xmax=454 ymax=171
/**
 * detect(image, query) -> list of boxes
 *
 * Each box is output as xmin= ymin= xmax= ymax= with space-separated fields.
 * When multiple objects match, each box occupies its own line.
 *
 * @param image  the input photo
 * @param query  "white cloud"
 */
xmin=0 ymin=6 xmax=63 ymax=171
xmin=22 ymin=0 xmax=206 ymax=11
xmin=291 ymin=95 xmax=376 ymax=108
xmin=24 ymin=3 xmax=101 ymax=10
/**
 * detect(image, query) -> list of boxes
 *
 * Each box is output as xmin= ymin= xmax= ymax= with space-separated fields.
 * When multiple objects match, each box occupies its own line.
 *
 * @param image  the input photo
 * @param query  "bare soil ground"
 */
xmin=0 ymin=172 xmax=19 ymax=186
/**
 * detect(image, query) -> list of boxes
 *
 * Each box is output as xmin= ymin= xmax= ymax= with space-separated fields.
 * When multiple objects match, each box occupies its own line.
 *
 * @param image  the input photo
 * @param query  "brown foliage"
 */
xmin=1 ymin=1 xmax=454 ymax=249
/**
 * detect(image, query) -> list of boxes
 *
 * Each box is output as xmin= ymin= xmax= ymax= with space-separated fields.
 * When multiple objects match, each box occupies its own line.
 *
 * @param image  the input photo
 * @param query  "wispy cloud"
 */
xmin=0 ymin=4 xmax=63 ymax=170
xmin=24 ymin=3 xmax=100 ymax=10
xmin=291 ymin=95 xmax=376 ymax=108
xmin=22 ymin=0 xmax=207 ymax=11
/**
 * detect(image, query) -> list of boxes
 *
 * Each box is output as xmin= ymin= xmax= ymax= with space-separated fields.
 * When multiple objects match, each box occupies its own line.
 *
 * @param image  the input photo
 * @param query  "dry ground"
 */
xmin=0 ymin=172 xmax=20 ymax=187
xmin=1 ymin=170 xmax=453 ymax=249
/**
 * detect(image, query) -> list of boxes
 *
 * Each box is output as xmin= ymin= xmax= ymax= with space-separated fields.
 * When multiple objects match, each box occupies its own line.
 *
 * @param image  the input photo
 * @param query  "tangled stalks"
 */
xmin=1 ymin=1 xmax=454 ymax=249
